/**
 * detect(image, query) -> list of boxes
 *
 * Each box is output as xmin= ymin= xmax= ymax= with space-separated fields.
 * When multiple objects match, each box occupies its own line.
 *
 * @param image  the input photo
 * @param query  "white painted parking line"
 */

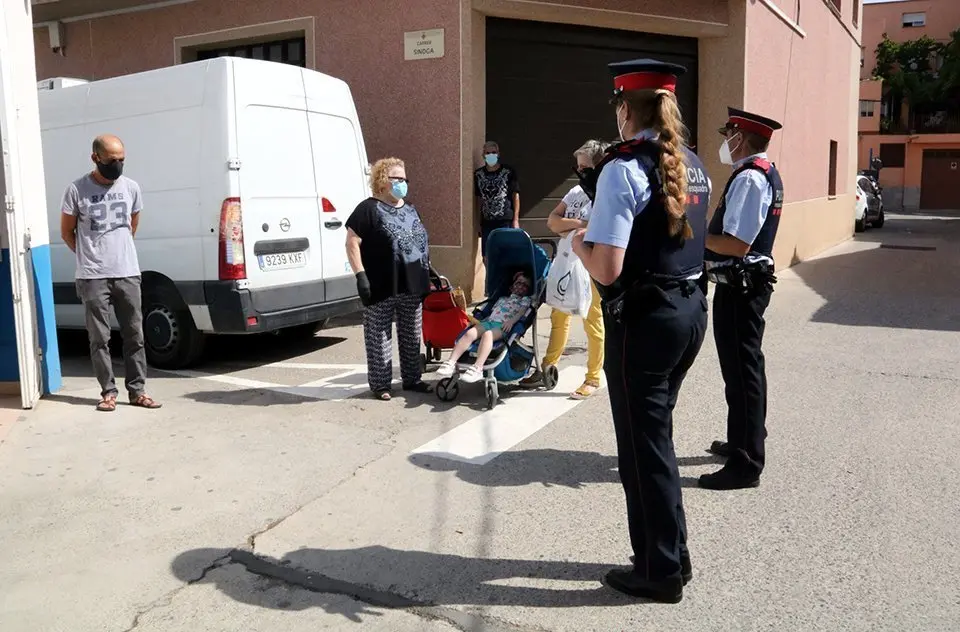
xmin=279 ymin=368 xmax=398 ymax=402
xmin=410 ymin=366 xmax=594 ymax=465
xmin=266 ymin=362 xmax=367 ymax=371
xmin=161 ymin=366 xmax=396 ymax=402
xmin=165 ymin=370 xmax=279 ymax=390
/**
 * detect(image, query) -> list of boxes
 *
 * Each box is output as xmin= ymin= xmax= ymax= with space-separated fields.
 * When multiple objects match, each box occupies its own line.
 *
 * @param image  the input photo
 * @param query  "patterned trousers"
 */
xmin=362 ymin=293 xmax=424 ymax=392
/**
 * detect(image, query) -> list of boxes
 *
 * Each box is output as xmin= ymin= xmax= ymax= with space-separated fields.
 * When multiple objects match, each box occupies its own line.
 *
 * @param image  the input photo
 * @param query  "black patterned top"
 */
xmin=346 ymin=197 xmax=431 ymax=305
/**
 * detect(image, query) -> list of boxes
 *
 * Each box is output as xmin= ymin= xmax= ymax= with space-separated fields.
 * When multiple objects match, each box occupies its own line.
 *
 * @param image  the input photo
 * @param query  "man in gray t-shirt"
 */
xmin=60 ymin=134 xmax=161 ymax=411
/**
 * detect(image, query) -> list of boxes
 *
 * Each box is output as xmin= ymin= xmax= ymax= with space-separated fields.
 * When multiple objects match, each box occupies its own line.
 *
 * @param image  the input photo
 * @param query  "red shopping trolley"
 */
xmin=420 ymin=267 xmax=470 ymax=372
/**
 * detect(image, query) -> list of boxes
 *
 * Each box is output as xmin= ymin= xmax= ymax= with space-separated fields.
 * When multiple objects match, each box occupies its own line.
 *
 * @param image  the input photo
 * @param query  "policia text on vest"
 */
xmin=571 ymin=58 xmax=710 ymax=605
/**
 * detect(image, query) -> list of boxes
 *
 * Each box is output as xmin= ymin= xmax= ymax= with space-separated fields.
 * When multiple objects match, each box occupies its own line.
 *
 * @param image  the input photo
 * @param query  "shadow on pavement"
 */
xmin=791 ymin=215 xmax=960 ymax=331
xmin=55 ymin=328 xmax=349 ymax=379
xmin=171 ymin=545 xmax=641 ymax=621
xmin=181 ymin=389 xmax=322 ymax=406
xmin=408 ymin=449 xmax=724 ymax=489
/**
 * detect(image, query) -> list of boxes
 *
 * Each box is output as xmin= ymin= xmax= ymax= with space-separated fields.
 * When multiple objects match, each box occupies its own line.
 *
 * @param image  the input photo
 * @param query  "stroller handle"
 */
xmin=429 ymin=264 xmax=452 ymax=291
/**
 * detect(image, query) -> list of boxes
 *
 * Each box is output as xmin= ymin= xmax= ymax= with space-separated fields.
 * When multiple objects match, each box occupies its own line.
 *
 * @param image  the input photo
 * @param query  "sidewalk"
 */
xmin=2 ymin=211 xmax=959 ymax=631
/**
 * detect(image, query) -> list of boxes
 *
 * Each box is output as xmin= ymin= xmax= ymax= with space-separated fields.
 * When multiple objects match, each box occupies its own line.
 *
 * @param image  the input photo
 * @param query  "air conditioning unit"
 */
xmin=37 ymin=77 xmax=89 ymax=91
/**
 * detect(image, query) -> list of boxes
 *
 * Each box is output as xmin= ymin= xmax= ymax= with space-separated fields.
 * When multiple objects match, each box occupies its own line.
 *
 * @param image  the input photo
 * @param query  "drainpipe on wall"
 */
xmin=905 ymin=134 xmax=919 ymax=212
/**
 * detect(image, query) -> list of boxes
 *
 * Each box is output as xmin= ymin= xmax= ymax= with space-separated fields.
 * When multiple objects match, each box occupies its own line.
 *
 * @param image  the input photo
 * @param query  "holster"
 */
xmin=708 ymin=261 xmax=777 ymax=296
xmin=602 ymin=279 xmax=697 ymax=324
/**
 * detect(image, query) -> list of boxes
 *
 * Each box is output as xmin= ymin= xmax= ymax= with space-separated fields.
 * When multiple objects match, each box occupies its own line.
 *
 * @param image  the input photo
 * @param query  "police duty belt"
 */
xmin=707 ymin=262 xmax=777 ymax=294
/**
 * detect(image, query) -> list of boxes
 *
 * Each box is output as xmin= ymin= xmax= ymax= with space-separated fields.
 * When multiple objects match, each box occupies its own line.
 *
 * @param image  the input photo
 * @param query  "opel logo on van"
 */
xmin=279 ymin=218 xmax=291 ymax=232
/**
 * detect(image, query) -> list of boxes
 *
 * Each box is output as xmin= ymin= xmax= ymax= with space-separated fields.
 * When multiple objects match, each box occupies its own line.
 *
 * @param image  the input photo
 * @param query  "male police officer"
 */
xmin=699 ymin=108 xmax=784 ymax=491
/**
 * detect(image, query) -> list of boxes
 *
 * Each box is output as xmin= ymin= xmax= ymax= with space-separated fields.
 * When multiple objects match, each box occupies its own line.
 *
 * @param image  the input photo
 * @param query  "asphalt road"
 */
xmin=1 ymin=211 xmax=959 ymax=632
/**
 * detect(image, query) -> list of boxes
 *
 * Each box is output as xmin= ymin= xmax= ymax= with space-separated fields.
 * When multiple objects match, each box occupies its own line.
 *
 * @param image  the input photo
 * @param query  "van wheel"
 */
xmin=855 ymin=216 xmax=866 ymax=233
xmin=143 ymin=285 xmax=206 ymax=370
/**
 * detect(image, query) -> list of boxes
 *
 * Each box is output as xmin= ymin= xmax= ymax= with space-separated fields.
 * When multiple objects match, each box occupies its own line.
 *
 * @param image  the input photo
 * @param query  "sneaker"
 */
xmin=436 ymin=360 xmax=456 ymax=377
xmin=519 ymin=368 xmax=544 ymax=388
xmin=461 ymin=366 xmax=483 ymax=383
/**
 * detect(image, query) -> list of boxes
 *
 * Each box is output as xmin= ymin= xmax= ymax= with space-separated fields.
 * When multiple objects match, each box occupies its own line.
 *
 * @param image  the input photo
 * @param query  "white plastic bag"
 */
xmin=545 ymin=232 xmax=593 ymax=317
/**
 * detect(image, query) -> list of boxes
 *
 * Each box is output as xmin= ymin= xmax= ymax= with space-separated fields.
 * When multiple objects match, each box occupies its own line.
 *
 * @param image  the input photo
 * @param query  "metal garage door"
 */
xmin=919 ymin=150 xmax=960 ymax=211
xmin=486 ymin=18 xmax=699 ymax=237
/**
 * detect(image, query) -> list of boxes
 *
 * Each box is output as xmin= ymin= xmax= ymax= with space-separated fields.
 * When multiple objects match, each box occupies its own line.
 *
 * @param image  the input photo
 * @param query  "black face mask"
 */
xmin=574 ymin=166 xmax=599 ymax=203
xmin=96 ymin=159 xmax=124 ymax=181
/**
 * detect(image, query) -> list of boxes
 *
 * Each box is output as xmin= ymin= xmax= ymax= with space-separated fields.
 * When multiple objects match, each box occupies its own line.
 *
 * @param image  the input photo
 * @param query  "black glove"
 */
xmin=356 ymin=271 xmax=372 ymax=306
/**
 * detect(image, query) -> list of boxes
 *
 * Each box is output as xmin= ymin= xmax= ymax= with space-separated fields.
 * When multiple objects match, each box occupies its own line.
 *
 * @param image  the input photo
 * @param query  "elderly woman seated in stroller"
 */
xmin=436 ymin=270 xmax=533 ymax=384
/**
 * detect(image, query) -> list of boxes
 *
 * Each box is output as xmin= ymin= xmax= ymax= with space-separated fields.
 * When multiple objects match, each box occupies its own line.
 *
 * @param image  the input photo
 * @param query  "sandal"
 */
xmin=570 ymin=381 xmax=600 ymax=400
xmin=96 ymin=395 xmax=117 ymax=412
xmin=402 ymin=381 xmax=433 ymax=393
xmin=373 ymin=389 xmax=392 ymax=401
xmin=130 ymin=394 xmax=163 ymax=409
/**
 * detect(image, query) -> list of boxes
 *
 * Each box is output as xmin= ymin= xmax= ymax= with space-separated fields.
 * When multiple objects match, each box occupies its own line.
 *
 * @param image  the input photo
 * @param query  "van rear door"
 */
xmin=232 ymin=62 xmax=325 ymax=307
xmin=303 ymin=74 xmax=369 ymax=302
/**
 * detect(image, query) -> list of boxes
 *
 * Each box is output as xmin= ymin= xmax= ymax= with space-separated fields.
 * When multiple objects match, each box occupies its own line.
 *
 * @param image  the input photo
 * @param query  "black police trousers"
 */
xmin=712 ymin=282 xmax=773 ymax=477
xmin=602 ymin=283 xmax=707 ymax=581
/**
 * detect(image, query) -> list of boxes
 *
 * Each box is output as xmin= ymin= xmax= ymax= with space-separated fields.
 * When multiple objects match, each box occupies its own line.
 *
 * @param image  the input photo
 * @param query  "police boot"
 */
xmin=629 ymin=553 xmax=692 ymax=585
xmin=603 ymin=569 xmax=683 ymax=603
xmin=698 ymin=464 xmax=760 ymax=490
xmin=708 ymin=440 xmax=731 ymax=457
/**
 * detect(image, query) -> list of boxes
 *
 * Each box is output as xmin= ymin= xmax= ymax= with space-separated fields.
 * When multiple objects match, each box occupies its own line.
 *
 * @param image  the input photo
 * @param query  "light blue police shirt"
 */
xmin=717 ymin=152 xmax=774 ymax=267
xmin=584 ymin=130 xmax=710 ymax=280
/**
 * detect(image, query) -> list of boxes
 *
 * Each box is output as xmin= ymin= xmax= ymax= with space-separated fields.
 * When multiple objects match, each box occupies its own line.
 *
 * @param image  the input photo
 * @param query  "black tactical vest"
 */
xmin=582 ymin=139 xmax=710 ymax=300
xmin=705 ymin=157 xmax=784 ymax=263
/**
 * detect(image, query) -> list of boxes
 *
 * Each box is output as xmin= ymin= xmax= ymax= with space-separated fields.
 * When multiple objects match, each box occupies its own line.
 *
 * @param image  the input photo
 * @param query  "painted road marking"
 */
xmin=163 ymin=366 xmax=396 ymax=402
xmin=410 ymin=366 xmax=594 ymax=465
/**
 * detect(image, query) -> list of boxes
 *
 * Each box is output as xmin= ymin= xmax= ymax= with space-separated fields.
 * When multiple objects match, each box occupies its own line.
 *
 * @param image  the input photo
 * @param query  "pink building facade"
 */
xmin=32 ymin=0 xmax=862 ymax=296
xmin=858 ymin=0 xmax=960 ymax=211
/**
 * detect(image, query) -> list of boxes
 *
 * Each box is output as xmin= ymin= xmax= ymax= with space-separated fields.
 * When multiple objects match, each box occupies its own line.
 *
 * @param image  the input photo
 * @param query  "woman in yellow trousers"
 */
xmin=521 ymin=139 xmax=609 ymax=399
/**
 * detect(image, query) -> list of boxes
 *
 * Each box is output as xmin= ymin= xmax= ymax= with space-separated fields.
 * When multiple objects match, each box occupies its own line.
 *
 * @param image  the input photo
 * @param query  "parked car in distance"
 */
xmin=856 ymin=175 xmax=885 ymax=231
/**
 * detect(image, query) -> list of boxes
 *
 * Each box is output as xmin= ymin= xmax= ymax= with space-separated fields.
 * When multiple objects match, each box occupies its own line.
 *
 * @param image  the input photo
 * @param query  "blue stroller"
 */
xmin=435 ymin=228 xmax=558 ymax=410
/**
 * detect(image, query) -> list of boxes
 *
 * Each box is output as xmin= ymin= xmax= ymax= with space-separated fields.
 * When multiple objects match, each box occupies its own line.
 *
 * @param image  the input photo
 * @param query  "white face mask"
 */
xmin=616 ymin=104 xmax=628 ymax=142
xmin=718 ymin=134 xmax=742 ymax=166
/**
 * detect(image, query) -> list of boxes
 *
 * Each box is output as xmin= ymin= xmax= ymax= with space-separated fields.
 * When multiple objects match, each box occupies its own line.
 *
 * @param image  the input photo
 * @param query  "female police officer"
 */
xmin=571 ymin=59 xmax=710 ymax=604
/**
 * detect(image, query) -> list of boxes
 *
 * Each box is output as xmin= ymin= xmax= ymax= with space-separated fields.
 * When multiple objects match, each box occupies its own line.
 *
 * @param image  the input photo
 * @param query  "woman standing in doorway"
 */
xmin=345 ymin=158 xmax=433 ymax=401
xmin=521 ymin=139 xmax=609 ymax=399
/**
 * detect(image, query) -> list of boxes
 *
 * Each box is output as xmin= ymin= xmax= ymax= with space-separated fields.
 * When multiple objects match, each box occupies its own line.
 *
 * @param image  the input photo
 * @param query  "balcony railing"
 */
xmin=881 ymin=112 xmax=960 ymax=135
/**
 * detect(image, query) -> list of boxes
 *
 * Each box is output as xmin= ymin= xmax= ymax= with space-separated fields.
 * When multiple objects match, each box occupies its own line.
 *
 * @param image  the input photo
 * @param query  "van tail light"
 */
xmin=219 ymin=197 xmax=247 ymax=281
xmin=321 ymin=197 xmax=336 ymax=213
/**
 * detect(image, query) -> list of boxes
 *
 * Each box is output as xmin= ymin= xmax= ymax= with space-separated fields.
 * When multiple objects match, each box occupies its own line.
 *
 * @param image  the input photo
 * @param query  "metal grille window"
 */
xmin=196 ymin=37 xmax=306 ymax=67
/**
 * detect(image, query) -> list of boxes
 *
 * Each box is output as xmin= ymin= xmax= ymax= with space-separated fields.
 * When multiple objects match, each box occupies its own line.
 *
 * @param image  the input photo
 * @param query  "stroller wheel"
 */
xmin=436 ymin=377 xmax=460 ymax=402
xmin=484 ymin=381 xmax=499 ymax=409
xmin=431 ymin=346 xmax=443 ymax=362
xmin=542 ymin=364 xmax=559 ymax=390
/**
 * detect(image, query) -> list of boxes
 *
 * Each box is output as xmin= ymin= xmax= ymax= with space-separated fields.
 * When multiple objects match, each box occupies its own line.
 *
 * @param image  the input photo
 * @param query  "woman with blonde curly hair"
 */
xmin=345 ymin=157 xmax=432 ymax=400
xmin=570 ymin=59 xmax=711 ymax=603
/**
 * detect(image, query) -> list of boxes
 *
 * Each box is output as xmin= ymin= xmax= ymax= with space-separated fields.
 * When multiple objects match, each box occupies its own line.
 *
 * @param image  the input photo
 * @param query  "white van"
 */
xmin=38 ymin=58 xmax=369 ymax=369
